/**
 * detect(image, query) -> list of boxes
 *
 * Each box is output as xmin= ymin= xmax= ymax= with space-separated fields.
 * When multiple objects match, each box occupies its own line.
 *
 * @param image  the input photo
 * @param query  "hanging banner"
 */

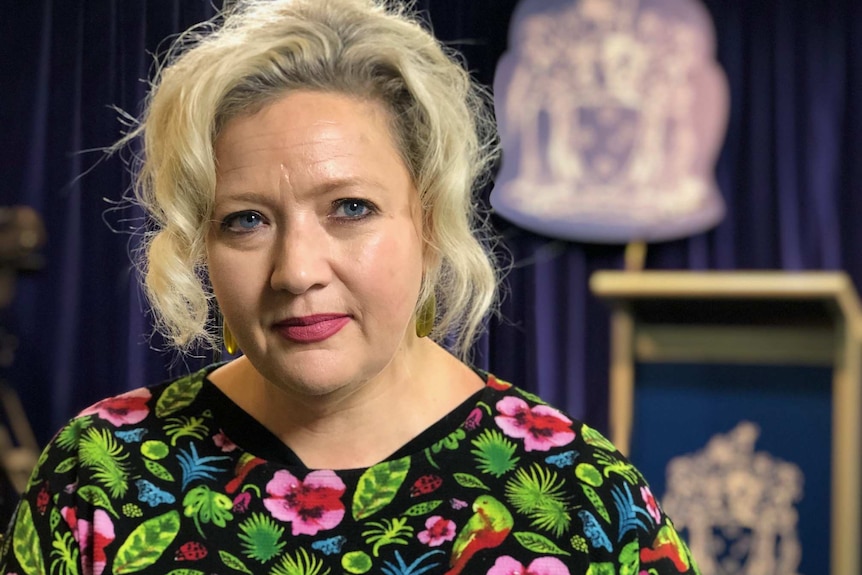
xmin=492 ymin=0 xmax=729 ymax=243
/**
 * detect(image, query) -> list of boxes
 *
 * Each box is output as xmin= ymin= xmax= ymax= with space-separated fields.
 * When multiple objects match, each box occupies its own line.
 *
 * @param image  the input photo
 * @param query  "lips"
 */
xmin=273 ymin=314 xmax=351 ymax=343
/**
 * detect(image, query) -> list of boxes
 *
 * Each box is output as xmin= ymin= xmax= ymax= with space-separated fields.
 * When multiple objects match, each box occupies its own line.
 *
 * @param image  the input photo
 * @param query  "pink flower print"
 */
xmin=487 ymin=555 xmax=570 ymax=575
xmin=79 ymin=388 xmax=151 ymax=426
xmin=464 ymin=407 xmax=483 ymax=430
xmin=641 ymin=485 xmax=662 ymax=524
xmin=233 ymin=491 xmax=252 ymax=513
xmin=264 ymin=469 xmax=346 ymax=536
xmin=494 ymin=397 xmax=575 ymax=452
xmin=213 ymin=429 xmax=238 ymax=452
xmin=75 ymin=509 xmax=115 ymax=575
xmin=60 ymin=506 xmax=77 ymax=533
xmin=417 ymin=515 xmax=456 ymax=547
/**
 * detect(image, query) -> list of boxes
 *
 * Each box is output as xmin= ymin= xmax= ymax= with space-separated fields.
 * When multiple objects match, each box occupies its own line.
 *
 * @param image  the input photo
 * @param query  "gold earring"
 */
xmin=223 ymin=321 xmax=239 ymax=355
xmin=415 ymin=293 xmax=435 ymax=338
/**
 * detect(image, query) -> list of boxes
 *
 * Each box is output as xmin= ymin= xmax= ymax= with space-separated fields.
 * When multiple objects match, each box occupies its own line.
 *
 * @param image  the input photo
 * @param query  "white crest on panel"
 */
xmin=662 ymin=421 xmax=804 ymax=575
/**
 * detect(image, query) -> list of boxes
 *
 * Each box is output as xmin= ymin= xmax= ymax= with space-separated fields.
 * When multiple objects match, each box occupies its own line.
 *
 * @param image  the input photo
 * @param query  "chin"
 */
xmin=255 ymin=351 xmax=375 ymax=399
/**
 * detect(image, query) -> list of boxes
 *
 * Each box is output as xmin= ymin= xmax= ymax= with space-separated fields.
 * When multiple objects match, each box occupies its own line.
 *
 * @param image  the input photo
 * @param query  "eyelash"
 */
xmin=220 ymin=211 xmax=265 ymax=232
xmin=218 ymin=198 xmax=377 ymax=232
xmin=331 ymin=198 xmax=377 ymax=221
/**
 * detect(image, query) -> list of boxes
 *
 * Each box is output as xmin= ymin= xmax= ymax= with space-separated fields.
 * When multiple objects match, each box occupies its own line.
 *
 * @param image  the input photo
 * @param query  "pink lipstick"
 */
xmin=274 ymin=314 xmax=350 ymax=343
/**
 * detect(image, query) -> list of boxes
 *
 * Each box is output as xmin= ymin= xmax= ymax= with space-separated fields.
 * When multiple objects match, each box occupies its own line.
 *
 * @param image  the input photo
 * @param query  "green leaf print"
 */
xmin=594 ymin=451 xmax=642 ymax=485
xmin=79 ymin=427 xmax=130 ymax=498
xmin=361 ymin=517 xmax=414 ymax=557
xmin=237 ymin=512 xmax=285 ymax=563
xmin=352 ymin=457 xmax=410 ymax=520
xmin=619 ymin=541 xmax=640 ymax=575
xmin=341 ymin=551 xmax=372 ymax=574
xmin=470 ymin=429 xmax=520 ymax=477
xmin=580 ymin=484 xmax=610 ymax=523
xmin=183 ymin=485 xmax=234 ymax=537
xmin=165 ymin=570 xmax=206 ymax=575
xmin=271 ymin=547 xmax=331 ymax=575
xmin=55 ymin=456 xmax=78 ymax=474
xmin=164 ymin=415 xmax=210 ymax=446
xmin=78 ymin=485 xmax=120 ymax=518
xmin=512 ymin=531 xmax=571 ymax=556
xmin=514 ymin=387 xmax=547 ymax=405
xmin=49 ymin=531 xmax=79 ymax=575
xmin=219 ymin=550 xmax=254 ymax=574
xmin=12 ymin=501 xmax=46 ymax=575
xmin=403 ymin=499 xmax=443 ymax=516
xmin=505 ymin=464 xmax=571 ymax=537
xmin=453 ymin=473 xmax=490 ymax=490
xmin=585 ymin=563 xmax=615 ymax=575
xmin=49 ymin=506 xmax=62 ymax=531
xmin=580 ymin=424 xmax=616 ymax=452
xmin=155 ymin=371 xmax=204 ymax=418
xmin=55 ymin=416 xmax=93 ymax=451
xmin=144 ymin=458 xmax=175 ymax=482
xmin=25 ymin=446 xmax=52 ymax=492
xmin=141 ymin=440 xmax=170 ymax=460
xmin=113 ymin=510 xmax=181 ymax=574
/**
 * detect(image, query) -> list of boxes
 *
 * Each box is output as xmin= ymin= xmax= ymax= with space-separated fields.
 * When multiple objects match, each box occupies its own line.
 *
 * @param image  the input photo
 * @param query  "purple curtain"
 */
xmin=2 ymin=0 xmax=862 ymax=447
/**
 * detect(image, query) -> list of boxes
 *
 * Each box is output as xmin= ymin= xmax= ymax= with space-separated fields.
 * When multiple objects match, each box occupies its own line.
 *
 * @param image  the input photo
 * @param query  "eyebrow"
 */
xmin=215 ymin=176 xmax=386 ymax=205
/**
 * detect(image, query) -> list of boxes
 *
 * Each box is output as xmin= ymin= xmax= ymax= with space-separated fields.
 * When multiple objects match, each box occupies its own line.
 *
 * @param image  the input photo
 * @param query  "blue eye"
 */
xmin=223 ymin=211 xmax=264 ymax=231
xmin=334 ymin=199 xmax=372 ymax=219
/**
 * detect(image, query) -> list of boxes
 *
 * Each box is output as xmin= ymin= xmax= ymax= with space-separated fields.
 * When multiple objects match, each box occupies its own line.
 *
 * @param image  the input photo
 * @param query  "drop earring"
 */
xmin=223 ymin=321 xmax=239 ymax=355
xmin=415 ymin=293 xmax=435 ymax=338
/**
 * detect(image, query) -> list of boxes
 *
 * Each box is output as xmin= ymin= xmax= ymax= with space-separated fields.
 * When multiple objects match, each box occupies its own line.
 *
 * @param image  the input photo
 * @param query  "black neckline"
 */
xmin=198 ymin=371 xmax=488 ymax=471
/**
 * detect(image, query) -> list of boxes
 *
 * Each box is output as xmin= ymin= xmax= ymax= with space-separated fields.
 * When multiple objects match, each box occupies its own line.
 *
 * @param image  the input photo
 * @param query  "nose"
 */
xmin=269 ymin=219 xmax=332 ymax=295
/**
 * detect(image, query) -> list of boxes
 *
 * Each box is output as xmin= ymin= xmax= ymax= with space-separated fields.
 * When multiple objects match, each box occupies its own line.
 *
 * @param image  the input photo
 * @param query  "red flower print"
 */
xmin=264 ymin=470 xmax=346 ymax=536
xmin=494 ymin=397 xmax=575 ymax=452
xmin=79 ymin=388 xmax=151 ymax=427
xmin=487 ymin=555 xmax=570 ymax=575
xmin=640 ymin=485 xmax=662 ymax=524
xmin=74 ymin=509 xmax=115 ymax=575
xmin=417 ymin=515 xmax=456 ymax=547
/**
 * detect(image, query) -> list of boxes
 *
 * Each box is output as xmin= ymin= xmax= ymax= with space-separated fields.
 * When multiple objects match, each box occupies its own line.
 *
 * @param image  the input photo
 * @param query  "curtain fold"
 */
xmin=2 ymin=0 xmax=861 ymax=446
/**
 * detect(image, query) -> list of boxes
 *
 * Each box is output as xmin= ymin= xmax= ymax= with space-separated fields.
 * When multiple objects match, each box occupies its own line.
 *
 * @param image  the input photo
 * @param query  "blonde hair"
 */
xmin=124 ymin=0 xmax=500 ymax=359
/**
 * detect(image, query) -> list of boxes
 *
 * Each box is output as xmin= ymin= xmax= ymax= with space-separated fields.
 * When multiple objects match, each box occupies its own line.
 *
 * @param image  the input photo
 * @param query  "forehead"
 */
xmin=212 ymin=91 xmax=415 ymax=201
xmin=215 ymin=92 xmax=397 ymax=165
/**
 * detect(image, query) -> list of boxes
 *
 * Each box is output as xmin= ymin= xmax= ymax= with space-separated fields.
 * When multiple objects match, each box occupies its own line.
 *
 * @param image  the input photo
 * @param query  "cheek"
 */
xmin=206 ymin=243 xmax=259 ymax=314
xmin=349 ymin=232 xmax=423 ymax=308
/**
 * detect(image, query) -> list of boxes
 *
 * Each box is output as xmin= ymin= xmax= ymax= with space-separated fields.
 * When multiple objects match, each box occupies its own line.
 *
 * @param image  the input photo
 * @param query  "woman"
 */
xmin=1 ymin=1 xmax=698 ymax=573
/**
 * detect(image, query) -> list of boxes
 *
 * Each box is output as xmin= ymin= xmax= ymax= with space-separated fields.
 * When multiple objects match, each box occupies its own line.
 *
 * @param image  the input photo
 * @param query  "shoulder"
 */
xmin=476 ymin=374 xmax=698 ymax=571
xmin=32 ymin=366 xmax=220 ymax=482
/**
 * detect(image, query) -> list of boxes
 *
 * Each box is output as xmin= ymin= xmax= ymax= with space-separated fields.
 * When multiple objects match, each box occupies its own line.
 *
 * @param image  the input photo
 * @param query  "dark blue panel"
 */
xmin=630 ymin=363 xmax=831 ymax=574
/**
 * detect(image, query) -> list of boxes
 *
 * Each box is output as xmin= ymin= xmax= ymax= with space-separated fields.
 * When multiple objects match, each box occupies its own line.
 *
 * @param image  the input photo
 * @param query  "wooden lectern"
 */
xmin=590 ymin=271 xmax=862 ymax=575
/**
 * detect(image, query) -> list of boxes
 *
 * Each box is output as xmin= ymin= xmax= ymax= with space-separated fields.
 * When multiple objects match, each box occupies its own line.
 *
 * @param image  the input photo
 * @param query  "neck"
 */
xmin=211 ymin=340 xmax=483 ymax=469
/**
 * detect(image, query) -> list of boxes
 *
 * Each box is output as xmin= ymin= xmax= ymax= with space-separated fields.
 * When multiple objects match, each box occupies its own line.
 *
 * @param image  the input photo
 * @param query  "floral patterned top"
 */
xmin=0 ymin=366 xmax=699 ymax=575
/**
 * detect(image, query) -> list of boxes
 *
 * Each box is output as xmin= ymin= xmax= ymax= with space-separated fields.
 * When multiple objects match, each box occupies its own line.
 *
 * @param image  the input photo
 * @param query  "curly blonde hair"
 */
xmin=123 ymin=0 xmax=500 ymax=359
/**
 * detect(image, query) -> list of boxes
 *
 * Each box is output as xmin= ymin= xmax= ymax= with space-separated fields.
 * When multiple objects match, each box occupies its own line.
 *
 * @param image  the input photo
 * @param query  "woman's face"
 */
xmin=207 ymin=91 xmax=426 ymax=397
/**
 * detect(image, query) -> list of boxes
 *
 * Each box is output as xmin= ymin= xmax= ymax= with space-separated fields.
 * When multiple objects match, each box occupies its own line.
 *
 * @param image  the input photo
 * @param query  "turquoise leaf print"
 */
xmin=177 ymin=443 xmax=230 ymax=490
xmin=611 ymin=483 xmax=651 ymax=542
xmin=380 ymin=550 xmax=445 ymax=575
